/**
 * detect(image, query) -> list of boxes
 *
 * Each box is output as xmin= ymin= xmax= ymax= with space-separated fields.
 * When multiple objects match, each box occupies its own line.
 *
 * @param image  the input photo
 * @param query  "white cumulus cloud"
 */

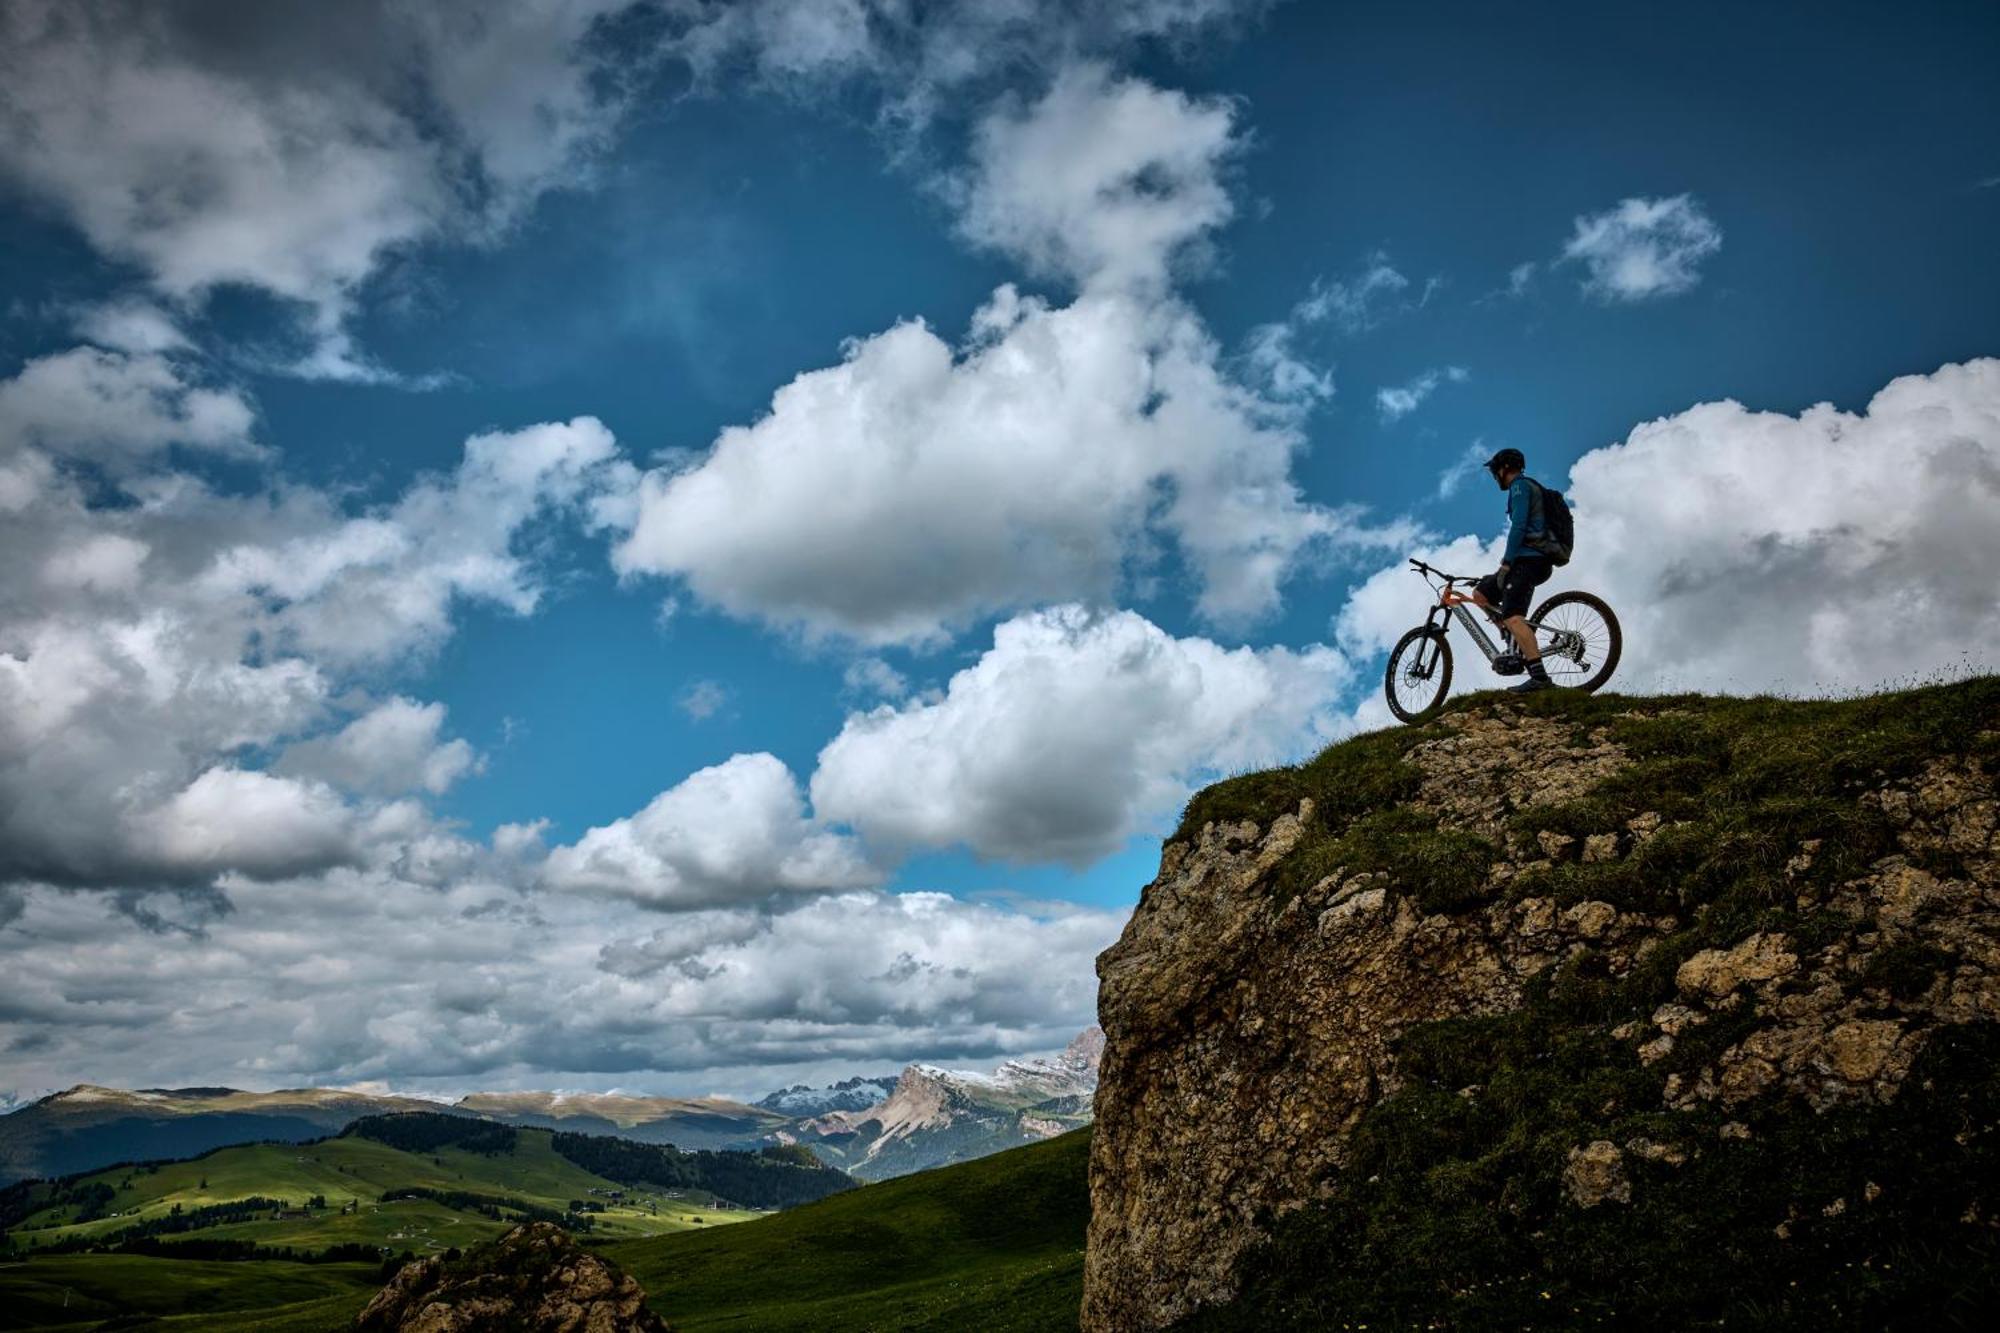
xmin=541 ymin=753 xmax=880 ymax=909
xmin=1560 ymin=193 xmax=1722 ymax=303
xmin=614 ymin=284 xmax=1389 ymax=642
xmin=128 ymin=768 xmax=360 ymax=884
xmin=276 ymin=698 xmax=480 ymax=798
xmin=810 ymin=604 xmax=1355 ymax=864
xmin=0 ymin=376 xmax=631 ymax=891
xmin=0 ymin=347 xmax=258 ymax=468
xmin=955 ymin=62 xmax=1238 ymax=291
xmin=0 ymin=0 xmax=644 ymax=379
xmin=613 ymin=68 xmax=1412 ymax=643
xmin=201 ymin=416 xmax=630 ymax=669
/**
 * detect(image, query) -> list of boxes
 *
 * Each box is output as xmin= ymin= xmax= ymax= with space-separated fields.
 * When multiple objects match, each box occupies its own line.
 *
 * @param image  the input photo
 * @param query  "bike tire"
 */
xmin=1529 ymin=590 xmax=1622 ymax=693
xmin=1385 ymin=627 xmax=1453 ymax=723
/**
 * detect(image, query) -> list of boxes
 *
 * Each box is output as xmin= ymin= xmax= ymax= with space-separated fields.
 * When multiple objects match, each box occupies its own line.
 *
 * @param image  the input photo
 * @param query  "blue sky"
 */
xmin=1 ymin=0 xmax=1996 ymax=1099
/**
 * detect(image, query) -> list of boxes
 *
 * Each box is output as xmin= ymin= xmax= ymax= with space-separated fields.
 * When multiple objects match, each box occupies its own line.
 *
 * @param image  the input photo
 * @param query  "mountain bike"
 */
xmin=1383 ymin=558 xmax=1621 ymax=723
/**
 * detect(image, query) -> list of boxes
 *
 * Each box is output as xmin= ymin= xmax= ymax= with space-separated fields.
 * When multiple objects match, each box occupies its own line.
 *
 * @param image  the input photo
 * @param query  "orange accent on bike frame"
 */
xmin=1440 ymin=586 xmax=1481 ymax=609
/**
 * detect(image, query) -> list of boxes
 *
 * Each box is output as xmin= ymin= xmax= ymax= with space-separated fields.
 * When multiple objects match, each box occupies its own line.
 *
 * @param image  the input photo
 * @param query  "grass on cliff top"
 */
xmin=1175 ymin=675 xmax=1999 ymax=916
xmin=600 ymin=1127 xmax=1090 ymax=1332
xmin=1174 ymin=674 xmax=2000 ymax=1331
xmin=1176 ymin=675 xmax=2000 ymax=847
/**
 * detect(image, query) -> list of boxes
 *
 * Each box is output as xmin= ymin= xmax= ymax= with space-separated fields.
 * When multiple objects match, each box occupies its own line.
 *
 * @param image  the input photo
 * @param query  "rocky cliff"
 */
xmin=1083 ymin=679 xmax=2000 ymax=1330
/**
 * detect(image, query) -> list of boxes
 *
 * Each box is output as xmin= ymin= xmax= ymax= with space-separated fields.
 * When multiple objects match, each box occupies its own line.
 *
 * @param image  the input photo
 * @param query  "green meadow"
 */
xmin=606 ymin=1126 xmax=1092 ymax=1330
xmin=0 ymin=1251 xmax=381 ymax=1330
xmin=2 ymin=1127 xmax=1091 ymax=1330
xmin=5 ymin=1128 xmax=760 ymax=1259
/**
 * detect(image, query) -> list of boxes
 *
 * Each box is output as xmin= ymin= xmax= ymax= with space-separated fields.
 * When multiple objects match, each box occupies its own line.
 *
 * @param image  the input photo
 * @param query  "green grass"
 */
xmin=1170 ymin=674 xmax=2000 ymax=1330
xmin=600 ymin=1127 xmax=1092 ymax=1331
xmin=0 ymin=1252 xmax=378 ymax=1330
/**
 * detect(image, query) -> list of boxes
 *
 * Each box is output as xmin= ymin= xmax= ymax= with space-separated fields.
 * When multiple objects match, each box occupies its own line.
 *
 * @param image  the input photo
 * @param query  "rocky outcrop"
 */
xmin=1082 ymin=694 xmax=2000 ymax=1331
xmin=355 ymin=1221 xmax=669 ymax=1332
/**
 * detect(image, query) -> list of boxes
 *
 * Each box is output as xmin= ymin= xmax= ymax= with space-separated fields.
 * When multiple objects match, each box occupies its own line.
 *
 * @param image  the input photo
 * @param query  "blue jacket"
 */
xmin=1502 ymin=475 xmax=1548 ymax=563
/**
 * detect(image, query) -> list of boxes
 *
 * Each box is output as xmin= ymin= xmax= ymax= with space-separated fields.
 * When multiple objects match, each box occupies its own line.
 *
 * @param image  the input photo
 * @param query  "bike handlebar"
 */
xmin=1409 ymin=558 xmax=1485 ymax=583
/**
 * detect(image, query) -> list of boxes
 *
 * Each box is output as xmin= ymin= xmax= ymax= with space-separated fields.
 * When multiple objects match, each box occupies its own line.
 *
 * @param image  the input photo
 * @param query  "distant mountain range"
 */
xmin=454 ymin=1090 xmax=788 ymax=1150
xmin=774 ymin=1028 xmax=1103 ymax=1180
xmin=0 ymin=1084 xmax=784 ymax=1186
xmin=0 ymin=1029 xmax=1103 ymax=1187
xmin=0 ymin=1084 xmax=460 ymax=1186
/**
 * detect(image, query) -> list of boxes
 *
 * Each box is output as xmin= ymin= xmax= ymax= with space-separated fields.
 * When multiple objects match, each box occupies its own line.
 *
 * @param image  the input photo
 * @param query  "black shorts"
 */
xmin=1476 ymin=557 xmax=1552 ymax=620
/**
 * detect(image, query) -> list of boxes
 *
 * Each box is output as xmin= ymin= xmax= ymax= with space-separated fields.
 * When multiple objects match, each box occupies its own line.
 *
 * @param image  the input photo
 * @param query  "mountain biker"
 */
xmin=1473 ymin=447 xmax=1554 ymax=693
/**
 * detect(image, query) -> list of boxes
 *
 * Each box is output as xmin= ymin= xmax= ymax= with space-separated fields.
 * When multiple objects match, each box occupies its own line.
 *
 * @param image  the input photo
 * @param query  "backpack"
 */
xmin=1526 ymin=477 xmax=1574 ymax=565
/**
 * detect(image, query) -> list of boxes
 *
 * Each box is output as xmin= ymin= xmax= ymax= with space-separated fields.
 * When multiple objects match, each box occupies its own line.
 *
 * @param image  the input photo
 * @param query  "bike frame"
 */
xmin=1404 ymin=579 xmax=1508 ymax=679
xmin=1439 ymin=586 xmax=1509 ymax=662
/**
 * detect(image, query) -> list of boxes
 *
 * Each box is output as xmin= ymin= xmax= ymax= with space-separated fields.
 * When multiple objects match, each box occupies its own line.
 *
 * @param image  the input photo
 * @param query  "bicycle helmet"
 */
xmin=1484 ymin=447 xmax=1525 ymax=474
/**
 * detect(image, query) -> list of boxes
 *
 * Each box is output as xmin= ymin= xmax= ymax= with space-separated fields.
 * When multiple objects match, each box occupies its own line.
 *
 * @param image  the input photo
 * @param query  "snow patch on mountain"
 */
xmin=754 ymin=1074 xmax=900 ymax=1117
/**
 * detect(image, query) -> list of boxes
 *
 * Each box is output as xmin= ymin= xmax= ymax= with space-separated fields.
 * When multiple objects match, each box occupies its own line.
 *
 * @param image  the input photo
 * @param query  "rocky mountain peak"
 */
xmin=1062 ymin=1025 xmax=1106 ymax=1070
xmin=755 ymin=1072 xmax=900 ymax=1116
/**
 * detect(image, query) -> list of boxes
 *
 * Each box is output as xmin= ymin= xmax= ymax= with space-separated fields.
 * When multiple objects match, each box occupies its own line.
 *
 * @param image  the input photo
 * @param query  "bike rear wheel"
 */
xmin=1385 ymin=627 xmax=1453 ymax=723
xmin=1528 ymin=591 xmax=1621 ymax=692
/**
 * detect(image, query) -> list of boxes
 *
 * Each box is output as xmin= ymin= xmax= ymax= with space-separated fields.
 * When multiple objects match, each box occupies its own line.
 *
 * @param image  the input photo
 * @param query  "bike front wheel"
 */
xmin=1385 ymin=627 xmax=1453 ymax=723
xmin=1529 ymin=591 xmax=1622 ymax=692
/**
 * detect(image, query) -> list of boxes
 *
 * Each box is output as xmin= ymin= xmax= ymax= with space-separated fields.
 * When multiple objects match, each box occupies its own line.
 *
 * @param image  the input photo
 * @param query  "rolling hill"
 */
xmin=0 ymin=1123 xmax=1086 ymax=1331
xmin=1 ymin=1111 xmax=850 ymax=1264
xmin=604 ymin=1125 xmax=1092 ymax=1331
xmin=0 ymin=1251 xmax=384 ymax=1331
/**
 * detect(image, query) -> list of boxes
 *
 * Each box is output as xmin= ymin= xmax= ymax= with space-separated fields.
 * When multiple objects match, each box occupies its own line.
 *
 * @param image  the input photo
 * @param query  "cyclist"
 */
xmin=1474 ymin=447 xmax=1554 ymax=693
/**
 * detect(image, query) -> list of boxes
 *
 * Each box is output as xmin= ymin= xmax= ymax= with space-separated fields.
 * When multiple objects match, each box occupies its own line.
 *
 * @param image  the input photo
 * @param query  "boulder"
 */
xmin=355 ymin=1222 xmax=670 ymax=1332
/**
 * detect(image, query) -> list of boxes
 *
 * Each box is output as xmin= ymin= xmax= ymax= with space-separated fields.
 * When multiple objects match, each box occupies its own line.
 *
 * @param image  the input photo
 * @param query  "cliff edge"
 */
xmin=1083 ymin=678 xmax=2000 ymax=1330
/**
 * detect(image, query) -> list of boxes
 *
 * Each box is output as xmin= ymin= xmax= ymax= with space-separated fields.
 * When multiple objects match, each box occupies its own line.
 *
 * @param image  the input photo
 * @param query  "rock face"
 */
xmin=1081 ymin=693 xmax=2000 ymax=1331
xmin=355 ymin=1222 xmax=668 ymax=1332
